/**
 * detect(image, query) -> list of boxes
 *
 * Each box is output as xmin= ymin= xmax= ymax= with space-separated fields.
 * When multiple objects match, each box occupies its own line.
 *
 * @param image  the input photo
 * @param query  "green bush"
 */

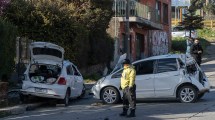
xmin=197 ymin=28 xmax=215 ymax=41
xmin=171 ymin=37 xmax=187 ymax=53
xmin=0 ymin=18 xmax=17 ymax=78
xmin=171 ymin=37 xmax=210 ymax=54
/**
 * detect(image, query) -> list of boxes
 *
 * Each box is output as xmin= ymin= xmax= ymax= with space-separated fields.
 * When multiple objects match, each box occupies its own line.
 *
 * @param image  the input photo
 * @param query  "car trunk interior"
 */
xmin=29 ymin=64 xmax=61 ymax=84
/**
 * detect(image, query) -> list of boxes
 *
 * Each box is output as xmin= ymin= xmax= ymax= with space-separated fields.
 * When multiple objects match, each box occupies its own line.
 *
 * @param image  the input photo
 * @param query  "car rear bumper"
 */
xmin=21 ymin=89 xmax=65 ymax=99
xmin=21 ymin=81 xmax=67 ymax=99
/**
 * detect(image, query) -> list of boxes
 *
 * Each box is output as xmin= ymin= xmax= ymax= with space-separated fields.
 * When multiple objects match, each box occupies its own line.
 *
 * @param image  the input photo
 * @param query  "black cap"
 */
xmin=122 ymin=59 xmax=131 ymax=64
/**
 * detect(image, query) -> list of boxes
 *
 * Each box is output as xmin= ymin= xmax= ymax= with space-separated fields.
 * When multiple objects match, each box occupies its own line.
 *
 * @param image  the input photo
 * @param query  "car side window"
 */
xmin=66 ymin=65 xmax=73 ymax=75
xmin=72 ymin=65 xmax=81 ymax=76
xmin=134 ymin=60 xmax=154 ymax=75
xmin=177 ymin=58 xmax=185 ymax=68
xmin=157 ymin=58 xmax=178 ymax=73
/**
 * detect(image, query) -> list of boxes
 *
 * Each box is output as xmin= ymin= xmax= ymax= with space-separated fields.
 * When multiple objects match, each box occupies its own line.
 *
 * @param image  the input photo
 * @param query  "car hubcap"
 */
xmin=180 ymin=88 xmax=195 ymax=102
xmin=103 ymin=89 xmax=117 ymax=103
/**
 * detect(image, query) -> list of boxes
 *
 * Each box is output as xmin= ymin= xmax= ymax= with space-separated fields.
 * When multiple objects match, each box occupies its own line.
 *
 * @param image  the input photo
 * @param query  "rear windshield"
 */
xmin=33 ymin=47 xmax=62 ymax=58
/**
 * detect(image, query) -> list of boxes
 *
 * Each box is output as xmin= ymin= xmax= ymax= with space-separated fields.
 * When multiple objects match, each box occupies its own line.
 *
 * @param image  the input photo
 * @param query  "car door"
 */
xmin=65 ymin=65 xmax=76 ymax=97
xmin=133 ymin=60 xmax=155 ymax=98
xmin=72 ymin=65 xmax=83 ymax=97
xmin=154 ymin=58 xmax=180 ymax=97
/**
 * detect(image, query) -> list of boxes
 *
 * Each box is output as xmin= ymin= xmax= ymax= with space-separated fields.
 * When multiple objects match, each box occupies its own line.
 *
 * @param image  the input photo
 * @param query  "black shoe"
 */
xmin=119 ymin=108 xmax=128 ymax=116
xmin=127 ymin=109 xmax=136 ymax=118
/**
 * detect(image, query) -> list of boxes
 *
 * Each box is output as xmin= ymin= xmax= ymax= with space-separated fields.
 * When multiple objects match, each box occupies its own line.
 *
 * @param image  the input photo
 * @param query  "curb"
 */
xmin=0 ymin=103 xmax=43 ymax=118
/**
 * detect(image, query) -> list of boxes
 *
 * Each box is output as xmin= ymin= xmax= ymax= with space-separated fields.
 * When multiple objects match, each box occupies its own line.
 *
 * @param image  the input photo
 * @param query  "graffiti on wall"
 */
xmin=152 ymin=31 xmax=169 ymax=56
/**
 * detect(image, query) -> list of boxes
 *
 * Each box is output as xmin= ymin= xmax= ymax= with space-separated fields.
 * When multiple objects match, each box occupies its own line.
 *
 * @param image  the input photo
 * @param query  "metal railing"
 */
xmin=113 ymin=0 xmax=161 ymax=23
xmin=171 ymin=19 xmax=215 ymax=28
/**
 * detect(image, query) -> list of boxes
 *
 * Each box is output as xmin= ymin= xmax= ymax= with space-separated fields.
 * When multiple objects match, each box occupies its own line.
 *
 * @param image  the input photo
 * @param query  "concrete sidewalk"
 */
xmin=0 ymin=103 xmax=43 ymax=118
xmin=201 ymin=43 xmax=215 ymax=88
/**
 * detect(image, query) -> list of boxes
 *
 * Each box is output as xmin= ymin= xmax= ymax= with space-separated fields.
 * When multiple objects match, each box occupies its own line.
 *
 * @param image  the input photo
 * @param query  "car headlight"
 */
xmin=96 ymin=77 xmax=105 ymax=85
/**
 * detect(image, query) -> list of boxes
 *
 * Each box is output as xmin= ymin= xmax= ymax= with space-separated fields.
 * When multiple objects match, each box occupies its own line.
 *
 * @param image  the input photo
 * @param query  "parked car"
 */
xmin=91 ymin=54 xmax=210 ymax=104
xmin=172 ymin=26 xmax=197 ymax=38
xmin=20 ymin=42 xmax=85 ymax=106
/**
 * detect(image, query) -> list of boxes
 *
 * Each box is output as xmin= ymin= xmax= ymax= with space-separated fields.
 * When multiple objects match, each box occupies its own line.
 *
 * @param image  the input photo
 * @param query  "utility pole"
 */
xmin=125 ymin=0 xmax=130 ymax=60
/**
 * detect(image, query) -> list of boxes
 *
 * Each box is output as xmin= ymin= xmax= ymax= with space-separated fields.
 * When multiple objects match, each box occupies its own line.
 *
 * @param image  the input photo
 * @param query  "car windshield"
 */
xmin=33 ymin=47 xmax=63 ymax=58
xmin=172 ymin=27 xmax=184 ymax=32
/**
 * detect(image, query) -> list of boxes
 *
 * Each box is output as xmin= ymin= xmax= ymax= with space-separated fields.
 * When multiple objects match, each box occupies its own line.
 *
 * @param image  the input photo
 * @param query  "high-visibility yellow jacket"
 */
xmin=120 ymin=65 xmax=136 ymax=90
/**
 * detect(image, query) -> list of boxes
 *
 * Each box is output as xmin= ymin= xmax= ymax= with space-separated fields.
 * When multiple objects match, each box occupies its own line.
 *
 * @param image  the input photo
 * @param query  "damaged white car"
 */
xmin=92 ymin=54 xmax=210 ymax=104
xmin=20 ymin=42 xmax=85 ymax=106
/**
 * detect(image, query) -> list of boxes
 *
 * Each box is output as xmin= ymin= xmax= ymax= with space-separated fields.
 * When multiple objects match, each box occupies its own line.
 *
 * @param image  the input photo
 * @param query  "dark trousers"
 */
xmin=192 ymin=54 xmax=202 ymax=66
xmin=122 ymin=85 xmax=136 ymax=110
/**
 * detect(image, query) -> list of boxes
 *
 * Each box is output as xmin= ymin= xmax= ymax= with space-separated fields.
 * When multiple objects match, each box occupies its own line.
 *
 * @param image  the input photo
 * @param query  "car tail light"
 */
xmin=58 ymin=77 xmax=66 ymax=85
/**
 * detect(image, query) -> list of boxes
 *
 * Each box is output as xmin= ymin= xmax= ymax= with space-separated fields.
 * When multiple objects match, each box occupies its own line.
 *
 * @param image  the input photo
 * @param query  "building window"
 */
xmin=122 ymin=33 xmax=132 ymax=54
xmin=163 ymin=3 xmax=168 ymax=24
xmin=156 ymin=0 xmax=161 ymax=22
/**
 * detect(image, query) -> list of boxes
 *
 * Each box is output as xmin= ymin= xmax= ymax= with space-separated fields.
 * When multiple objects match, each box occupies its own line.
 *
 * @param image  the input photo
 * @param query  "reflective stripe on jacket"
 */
xmin=121 ymin=65 xmax=136 ymax=90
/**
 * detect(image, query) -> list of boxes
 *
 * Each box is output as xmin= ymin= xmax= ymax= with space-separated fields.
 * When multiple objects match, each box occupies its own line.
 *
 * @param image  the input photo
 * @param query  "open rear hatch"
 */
xmin=30 ymin=42 xmax=64 ymax=66
xmin=29 ymin=42 xmax=64 ymax=84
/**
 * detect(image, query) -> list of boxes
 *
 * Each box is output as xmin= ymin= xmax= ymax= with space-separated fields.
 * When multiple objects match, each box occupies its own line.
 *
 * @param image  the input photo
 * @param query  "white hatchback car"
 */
xmin=20 ymin=42 xmax=85 ymax=106
xmin=92 ymin=54 xmax=210 ymax=104
xmin=172 ymin=26 xmax=197 ymax=38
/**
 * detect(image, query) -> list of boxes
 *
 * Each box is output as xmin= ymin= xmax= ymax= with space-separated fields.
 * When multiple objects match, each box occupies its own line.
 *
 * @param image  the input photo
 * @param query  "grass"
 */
xmin=171 ymin=37 xmax=211 ymax=54
xmin=83 ymin=74 xmax=102 ymax=83
xmin=197 ymin=28 xmax=215 ymax=42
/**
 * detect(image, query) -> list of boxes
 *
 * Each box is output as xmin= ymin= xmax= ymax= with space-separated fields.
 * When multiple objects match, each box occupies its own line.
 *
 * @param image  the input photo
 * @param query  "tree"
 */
xmin=2 ymin=0 xmax=114 ymax=68
xmin=0 ymin=0 xmax=10 ymax=15
xmin=179 ymin=1 xmax=204 ymax=37
xmin=0 ymin=18 xmax=17 ymax=78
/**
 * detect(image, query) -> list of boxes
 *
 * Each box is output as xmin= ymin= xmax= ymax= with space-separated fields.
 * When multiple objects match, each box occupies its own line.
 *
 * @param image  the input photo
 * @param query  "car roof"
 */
xmin=63 ymin=60 xmax=73 ymax=65
xmin=133 ymin=54 xmax=182 ymax=64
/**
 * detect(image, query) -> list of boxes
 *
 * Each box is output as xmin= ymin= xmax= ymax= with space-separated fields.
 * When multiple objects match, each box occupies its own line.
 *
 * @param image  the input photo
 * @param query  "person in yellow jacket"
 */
xmin=119 ymin=59 xmax=136 ymax=118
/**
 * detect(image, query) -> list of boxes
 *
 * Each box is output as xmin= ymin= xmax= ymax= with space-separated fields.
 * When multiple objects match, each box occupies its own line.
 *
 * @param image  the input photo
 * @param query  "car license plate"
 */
xmin=35 ymin=88 xmax=47 ymax=93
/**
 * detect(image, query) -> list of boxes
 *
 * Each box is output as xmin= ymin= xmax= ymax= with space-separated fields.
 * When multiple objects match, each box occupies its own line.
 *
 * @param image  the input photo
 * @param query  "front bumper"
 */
xmin=91 ymin=84 xmax=101 ymax=100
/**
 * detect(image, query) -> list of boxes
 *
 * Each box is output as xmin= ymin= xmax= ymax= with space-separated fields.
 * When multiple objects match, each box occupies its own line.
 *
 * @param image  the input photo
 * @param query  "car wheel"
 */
xmin=78 ymin=84 xmax=86 ymax=99
xmin=101 ymin=87 xmax=120 ymax=104
xmin=178 ymin=86 xmax=198 ymax=103
xmin=62 ymin=89 xmax=70 ymax=106
xmin=197 ymin=93 xmax=205 ymax=100
xmin=20 ymin=93 xmax=29 ymax=104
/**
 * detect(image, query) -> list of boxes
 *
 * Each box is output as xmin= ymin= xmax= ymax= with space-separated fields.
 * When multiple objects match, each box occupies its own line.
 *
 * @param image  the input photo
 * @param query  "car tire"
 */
xmin=101 ymin=87 xmax=120 ymax=104
xmin=178 ymin=86 xmax=198 ymax=103
xmin=197 ymin=93 xmax=205 ymax=100
xmin=62 ymin=89 xmax=70 ymax=107
xmin=20 ymin=93 xmax=29 ymax=104
xmin=78 ymin=84 xmax=86 ymax=99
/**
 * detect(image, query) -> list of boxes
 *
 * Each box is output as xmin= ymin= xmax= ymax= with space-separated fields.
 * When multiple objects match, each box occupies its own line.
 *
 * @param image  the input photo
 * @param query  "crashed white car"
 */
xmin=92 ymin=54 xmax=210 ymax=104
xmin=20 ymin=42 xmax=85 ymax=106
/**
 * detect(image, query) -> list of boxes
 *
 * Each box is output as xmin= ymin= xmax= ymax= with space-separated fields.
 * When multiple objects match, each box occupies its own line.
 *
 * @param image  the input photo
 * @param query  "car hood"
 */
xmin=110 ymin=53 xmax=127 ymax=74
xmin=30 ymin=42 xmax=64 ymax=66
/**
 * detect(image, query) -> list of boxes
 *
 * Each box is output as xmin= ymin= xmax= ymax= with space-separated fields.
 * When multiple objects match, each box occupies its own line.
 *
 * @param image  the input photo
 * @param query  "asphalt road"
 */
xmin=2 ymin=88 xmax=215 ymax=120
